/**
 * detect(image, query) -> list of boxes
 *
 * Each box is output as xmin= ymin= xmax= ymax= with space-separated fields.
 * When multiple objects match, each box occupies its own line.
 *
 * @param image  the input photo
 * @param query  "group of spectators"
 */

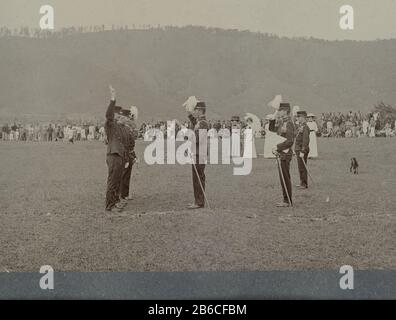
xmin=139 ymin=111 xmax=396 ymax=139
xmin=138 ymin=119 xmax=269 ymax=140
xmin=318 ymin=111 xmax=396 ymax=138
xmin=2 ymin=110 xmax=396 ymax=143
xmin=1 ymin=119 xmax=256 ymax=142
xmin=0 ymin=123 xmax=105 ymax=142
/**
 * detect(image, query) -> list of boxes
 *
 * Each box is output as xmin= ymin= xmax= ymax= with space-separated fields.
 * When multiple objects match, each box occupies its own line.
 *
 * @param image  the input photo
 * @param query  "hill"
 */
xmin=0 ymin=26 xmax=395 ymax=121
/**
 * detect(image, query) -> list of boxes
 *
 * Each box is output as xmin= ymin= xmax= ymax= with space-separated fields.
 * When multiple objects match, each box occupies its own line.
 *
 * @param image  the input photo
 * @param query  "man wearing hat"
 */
xmin=230 ymin=115 xmax=242 ymax=158
xmin=272 ymin=103 xmax=295 ymax=207
xmin=295 ymin=111 xmax=310 ymax=189
xmin=119 ymin=108 xmax=137 ymax=204
xmin=104 ymin=85 xmax=129 ymax=212
xmin=231 ymin=115 xmax=241 ymax=133
xmin=187 ymin=101 xmax=209 ymax=209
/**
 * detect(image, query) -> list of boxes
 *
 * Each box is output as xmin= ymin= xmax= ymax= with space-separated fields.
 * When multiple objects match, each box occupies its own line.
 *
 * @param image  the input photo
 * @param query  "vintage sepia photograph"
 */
xmin=0 ymin=0 xmax=395 ymax=301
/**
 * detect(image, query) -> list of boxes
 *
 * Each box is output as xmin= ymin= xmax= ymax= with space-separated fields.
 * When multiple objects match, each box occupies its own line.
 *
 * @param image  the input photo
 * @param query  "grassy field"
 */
xmin=0 ymin=138 xmax=395 ymax=272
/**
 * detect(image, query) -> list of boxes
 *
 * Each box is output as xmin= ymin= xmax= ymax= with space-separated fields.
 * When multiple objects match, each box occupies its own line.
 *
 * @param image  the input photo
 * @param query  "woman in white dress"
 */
xmin=88 ymin=125 xmax=95 ymax=140
xmin=207 ymin=127 xmax=218 ymax=139
xmin=362 ymin=118 xmax=369 ymax=136
xmin=307 ymin=113 xmax=318 ymax=158
xmin=369 ymin=118 xmax=376 ymax=138
xmin=99 ymin=126 xmax=105 ymax=141
xmin=81 ymin=127 xmax=86 ymax=140
xmin=263 ymin=114 xmax=278 ymax=158
xmin=230 ymin=116 xmax=242 ymax=158
xmin=243 ymin=113 xmax=260 ymax=159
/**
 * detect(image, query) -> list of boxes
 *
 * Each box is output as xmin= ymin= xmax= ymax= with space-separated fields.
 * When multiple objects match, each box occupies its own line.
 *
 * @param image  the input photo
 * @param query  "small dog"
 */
xmin=350 ymin=157 xmax=359 ymax=174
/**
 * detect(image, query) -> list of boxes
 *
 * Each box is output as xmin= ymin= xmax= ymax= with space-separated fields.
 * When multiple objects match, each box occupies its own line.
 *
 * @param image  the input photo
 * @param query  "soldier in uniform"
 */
xmin=104 ymin=85 xmax=128 ymax=212
xmin=272 ymin=103 xmax=295 ymax=207
xmin=294 ymin=110 xmax=310 ymax=189
xmin=187 ymin=101 xmax=209 ymax=209
xmin=119 ymin=109 xmax=137 ymax=204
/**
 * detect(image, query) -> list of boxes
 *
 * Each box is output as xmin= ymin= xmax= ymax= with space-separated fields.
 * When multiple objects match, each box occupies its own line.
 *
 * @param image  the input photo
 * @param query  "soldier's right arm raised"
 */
xmin=106 ymin=85 xmax=116 ymax=121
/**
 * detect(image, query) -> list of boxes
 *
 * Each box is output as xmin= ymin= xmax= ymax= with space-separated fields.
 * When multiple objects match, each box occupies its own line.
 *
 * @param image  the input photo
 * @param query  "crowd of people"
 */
xmin=318 ymin=111 xmax=396 ymax=138
xmin=0 ymin=123 xmax=105 ymax=143
xmin=118 ymin=110 xmax=396 ymax=140
xmin=1 ymin=110 xmax=396 ymax=143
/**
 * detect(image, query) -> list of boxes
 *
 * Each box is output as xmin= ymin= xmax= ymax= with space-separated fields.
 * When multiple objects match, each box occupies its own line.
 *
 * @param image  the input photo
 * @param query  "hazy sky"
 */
xmin=1 ymin=0 xmax=396 ymax=40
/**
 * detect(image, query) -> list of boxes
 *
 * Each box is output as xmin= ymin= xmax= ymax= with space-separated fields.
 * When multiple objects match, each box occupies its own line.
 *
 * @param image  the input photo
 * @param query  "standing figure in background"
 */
xmin=99 ymin=126 xmax=105 ymax=142
xmin=230 ymin=116 xmax=242 ymax=158
xmin=295 ymin=111 xmax=310 ymax=189
xmin=263 ymin=114 xmax=278 ymax=158
xmin=81 ymin=126 xmax=87 ymax=140
xmin=67 ymin=125 xmax=75 ymax=143
xmin=47 ymin=124 xmax=54 ymax=142
xmin=243 ymin=113 xmax=260 ymax=159
xmin=88 ymin=125 xmax=95 ymax=141
xmin=369 ymin=118 xmax=376 ymax=138
xmin=307 ymin=113 xmax=318 ymax=158
xmin=119 ymin=107 xmax=138 ymax=204
xmin=15 ymin=128 xmax=20 ymax=141
xmin=1 ymin=124 xmax=9 ymax=141
xmin=362 ymin=117 xmax=369 ymax=136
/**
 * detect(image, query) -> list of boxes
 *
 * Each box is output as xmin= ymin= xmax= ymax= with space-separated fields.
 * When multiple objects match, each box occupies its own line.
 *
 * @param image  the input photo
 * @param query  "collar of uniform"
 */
xmin=198 ymin=115 xmax=206 ymax=121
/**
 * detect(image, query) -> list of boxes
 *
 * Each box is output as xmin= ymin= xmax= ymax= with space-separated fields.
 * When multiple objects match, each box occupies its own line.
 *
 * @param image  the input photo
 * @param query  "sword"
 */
xmin=274 ymin=151 xmax=293 ymax=207
xmin=189 ymin=150 xmax=211 ymax=210
xmin=299 ymin=153 xmax=314 ymax=185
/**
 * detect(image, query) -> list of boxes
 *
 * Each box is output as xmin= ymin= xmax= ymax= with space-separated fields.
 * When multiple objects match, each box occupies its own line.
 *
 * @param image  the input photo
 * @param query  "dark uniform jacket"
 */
xmin=294 ymin=123 xmax=310 ymax=154
xmin=188 ymin=114 xmax=209 ymax=163
xmin=275 ymin=117 xmax=295 ymax=160
xmin=105 ymin=99 xmax=126 ymax=158
xmin=121 ymin=125 xmax=136 ymax=162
